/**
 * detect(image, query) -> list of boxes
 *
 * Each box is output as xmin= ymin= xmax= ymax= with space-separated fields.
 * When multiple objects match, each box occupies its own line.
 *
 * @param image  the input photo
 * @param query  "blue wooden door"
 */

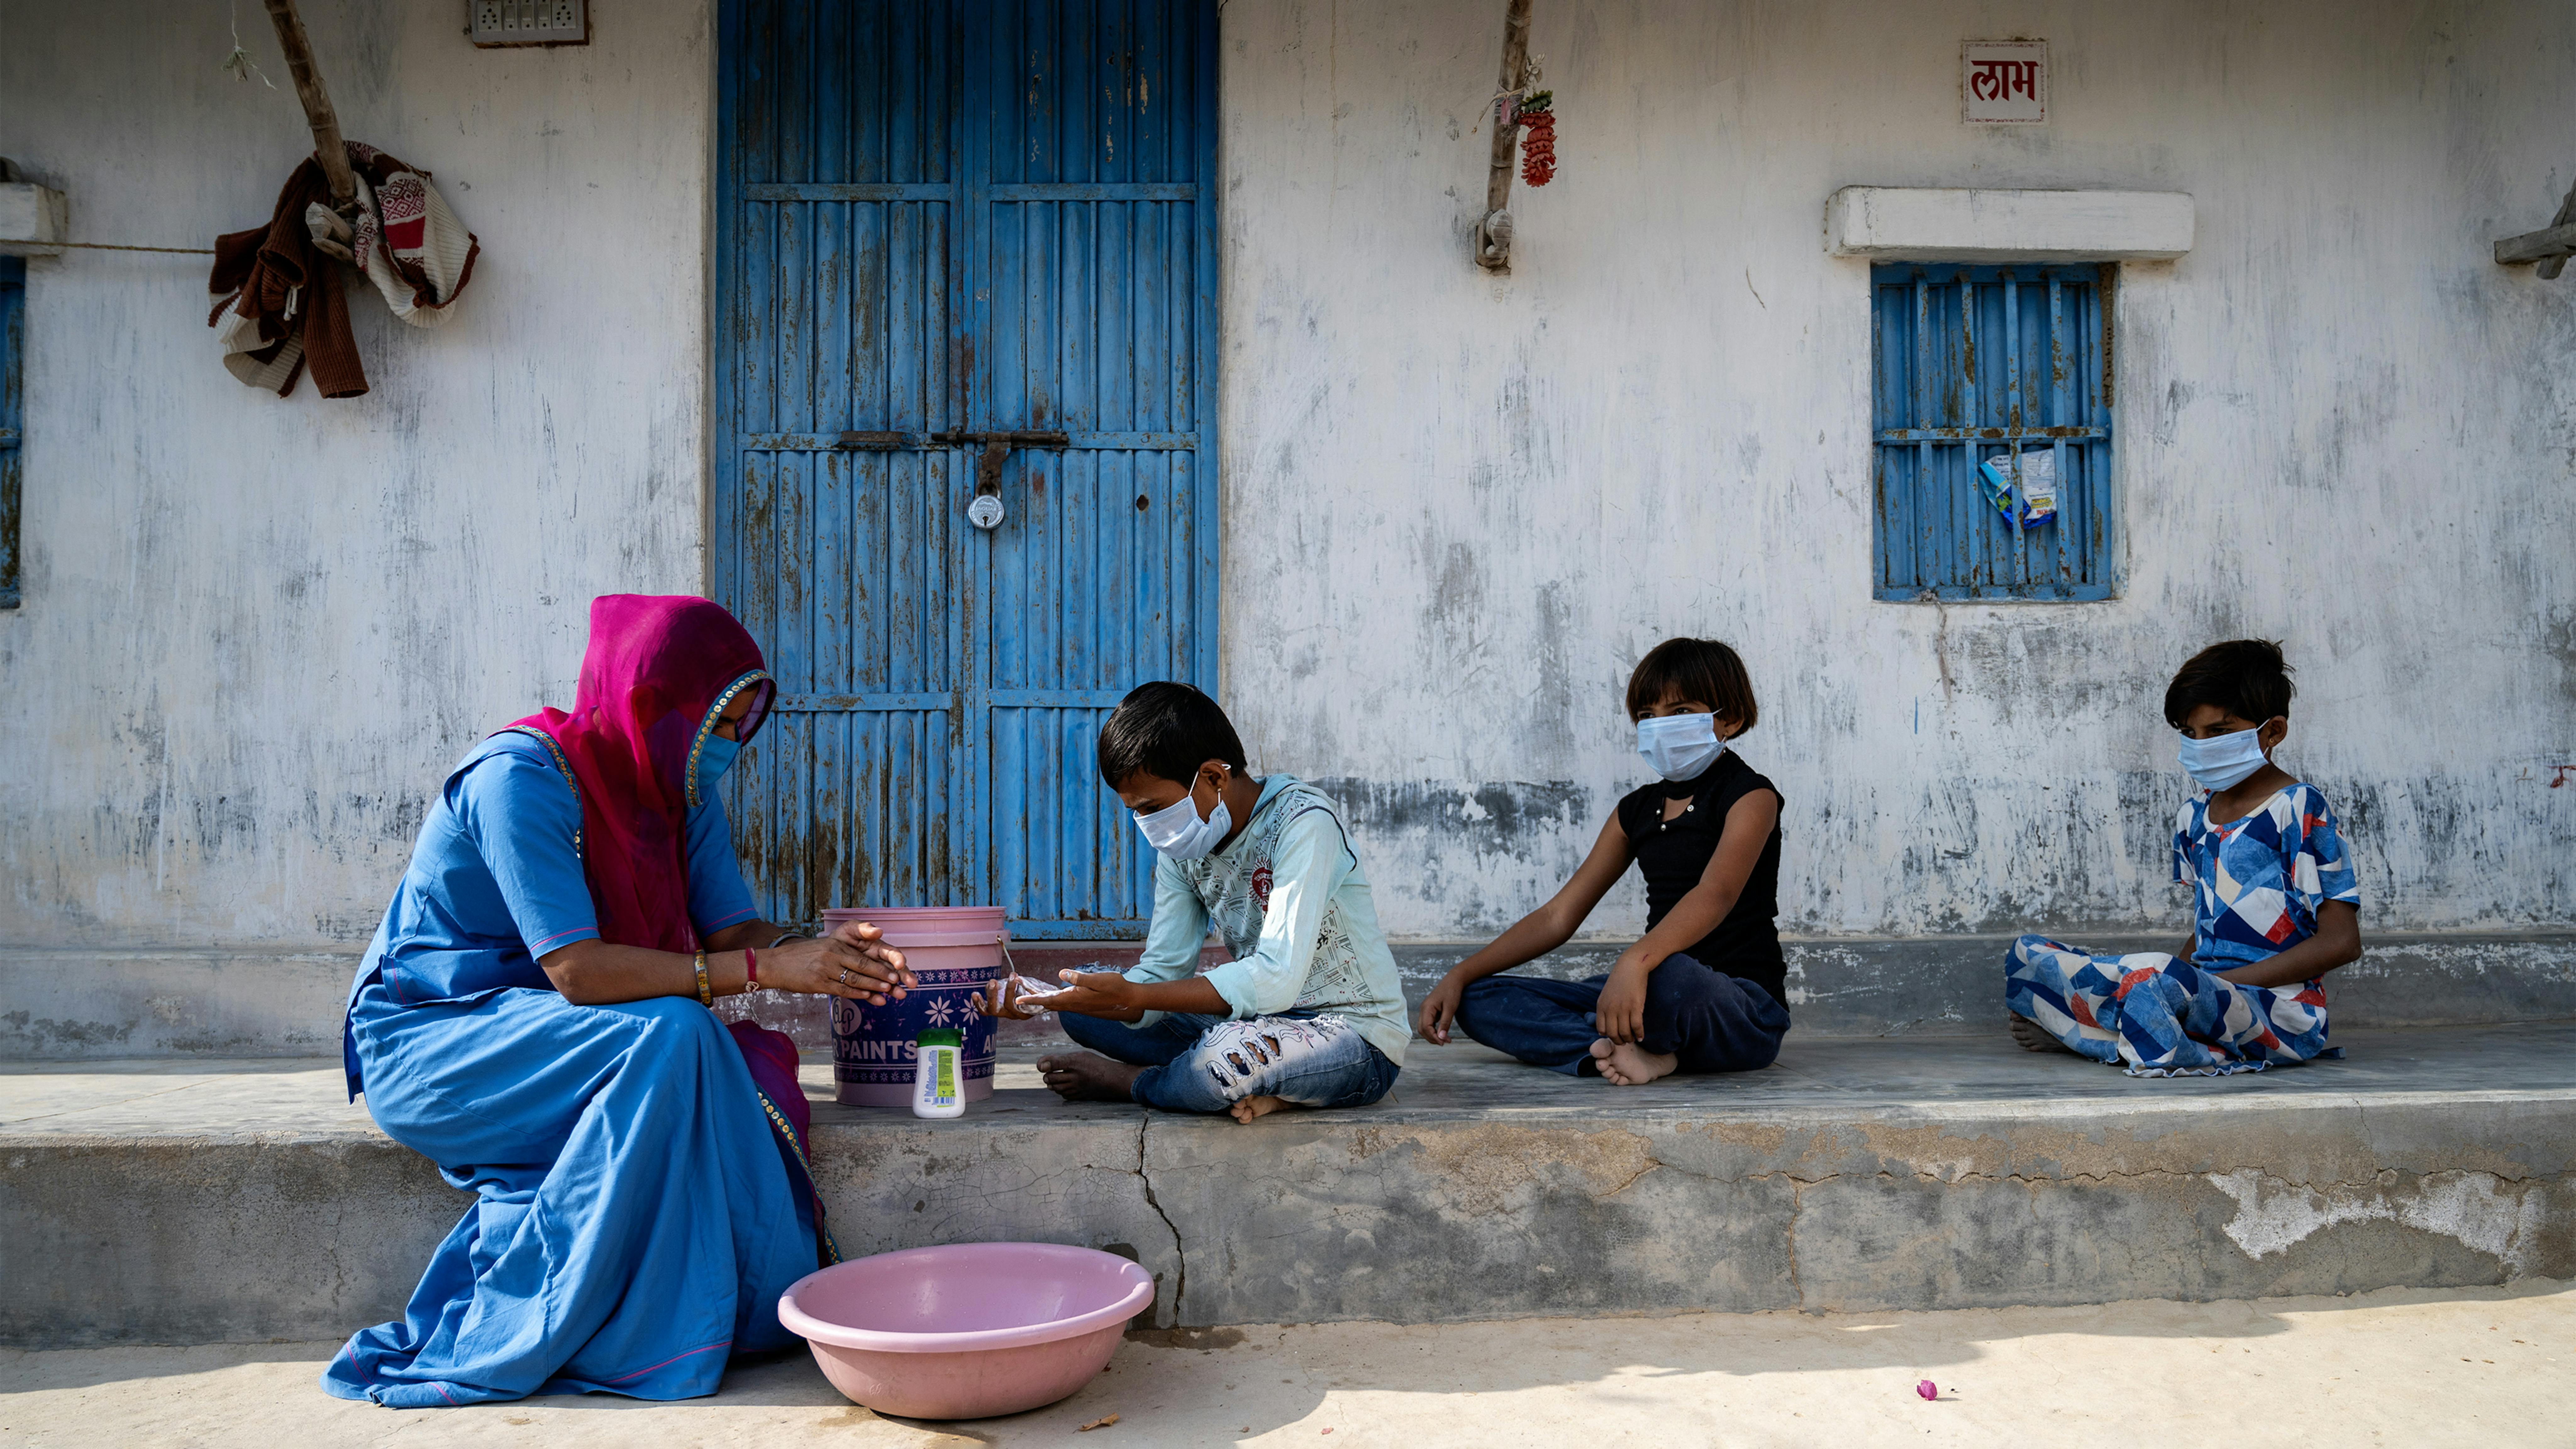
xmin=716 ymin=0 xmax=1218 ymax=939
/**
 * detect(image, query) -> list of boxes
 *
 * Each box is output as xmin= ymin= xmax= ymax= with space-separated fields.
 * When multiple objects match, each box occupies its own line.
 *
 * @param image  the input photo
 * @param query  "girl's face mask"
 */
xmin=1636 ymin=712 xmax=1724 ymax=782
xmin=1133 ymin=767 xmax=1233 ymax=861
xmin=2176 ymin=725 xmax=2268 ymax=792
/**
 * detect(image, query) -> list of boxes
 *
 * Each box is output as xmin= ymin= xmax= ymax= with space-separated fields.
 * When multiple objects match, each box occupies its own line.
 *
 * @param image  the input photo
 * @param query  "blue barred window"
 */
xmin=1871 ymin=263 xmax=2115 ymax=601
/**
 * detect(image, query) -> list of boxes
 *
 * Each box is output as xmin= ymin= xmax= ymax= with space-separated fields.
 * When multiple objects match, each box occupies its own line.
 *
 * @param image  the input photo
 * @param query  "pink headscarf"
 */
xmin=507 ymin=595 xmax=773 ymax=953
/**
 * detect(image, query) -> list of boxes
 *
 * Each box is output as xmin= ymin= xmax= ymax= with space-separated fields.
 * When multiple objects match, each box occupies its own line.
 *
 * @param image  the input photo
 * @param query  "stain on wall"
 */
xmin=1310 ymin=777 xmax=1604 ymax=934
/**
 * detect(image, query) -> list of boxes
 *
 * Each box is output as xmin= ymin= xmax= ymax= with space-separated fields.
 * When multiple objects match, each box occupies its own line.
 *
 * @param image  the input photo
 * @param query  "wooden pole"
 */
xmin=2540 ymin=176 xmax=2576 ymax=281
xmin=1483 ymin=0 xmax=1534 ymax=220
xmin=2495 ymin=221 xmax=2576 ymax=267
xmin=262 ymin=0 xmax=356 ymax=206
xmin=1473 ymin=0 xmax=1535 ymax=271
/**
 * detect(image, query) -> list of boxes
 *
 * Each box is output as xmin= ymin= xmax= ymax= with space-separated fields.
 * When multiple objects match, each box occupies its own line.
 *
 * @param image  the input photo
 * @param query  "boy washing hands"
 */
xmin=981 ymin=683 xmax=1407 ymax=1124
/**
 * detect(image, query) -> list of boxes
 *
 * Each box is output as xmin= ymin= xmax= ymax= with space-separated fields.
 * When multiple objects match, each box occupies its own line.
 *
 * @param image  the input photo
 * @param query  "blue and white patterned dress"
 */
xmin=2005 ymin=782 xmax=2362 ymax=1076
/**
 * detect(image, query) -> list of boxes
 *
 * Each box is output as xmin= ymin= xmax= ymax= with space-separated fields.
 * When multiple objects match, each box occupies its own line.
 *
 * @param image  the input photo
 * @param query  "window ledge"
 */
xmin=0 ymin=183 xmax=67 ymax=258
xmin=1825 ymin=187 xmax=2192 ymax=263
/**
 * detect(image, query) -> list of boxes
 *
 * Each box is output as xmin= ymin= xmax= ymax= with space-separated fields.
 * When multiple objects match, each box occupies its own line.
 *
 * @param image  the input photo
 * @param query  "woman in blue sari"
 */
xmin=325 ymin=594 xmax=913 ymax=1408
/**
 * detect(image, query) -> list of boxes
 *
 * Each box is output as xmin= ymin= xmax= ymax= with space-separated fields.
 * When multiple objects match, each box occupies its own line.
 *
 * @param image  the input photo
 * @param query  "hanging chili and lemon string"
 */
xmin=1516 ymin=90 xmax=1556 ymax=187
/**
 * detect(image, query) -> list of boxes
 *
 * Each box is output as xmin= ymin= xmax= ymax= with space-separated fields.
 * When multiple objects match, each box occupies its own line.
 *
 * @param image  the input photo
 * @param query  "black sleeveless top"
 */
xmin=1612 ymin=750 xmax=1787 ymax=1011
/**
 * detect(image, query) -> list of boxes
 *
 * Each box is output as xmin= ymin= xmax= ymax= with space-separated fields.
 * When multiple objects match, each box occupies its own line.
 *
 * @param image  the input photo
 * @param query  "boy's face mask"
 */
xmin=1133 ymin=767 xmax=1232 ymax=861
xmin=2176 ymin=726 xmax=2268 ymax=792
xmin=1636 ymin=712 xmax=1724 ymax=782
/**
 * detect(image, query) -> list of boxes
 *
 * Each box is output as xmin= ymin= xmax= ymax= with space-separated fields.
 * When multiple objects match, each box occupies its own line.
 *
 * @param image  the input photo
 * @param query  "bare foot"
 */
xmin=2007 ymin=1015 xmax=2078 ymax=1055
xmin=1228 ymin=1094 xmax=1294 ymax=1124
xmin=1589 ymin=1037 xmax=1679 ymax=1085
xmin=1037 ymin=1051 xmax=1146 ymax=1103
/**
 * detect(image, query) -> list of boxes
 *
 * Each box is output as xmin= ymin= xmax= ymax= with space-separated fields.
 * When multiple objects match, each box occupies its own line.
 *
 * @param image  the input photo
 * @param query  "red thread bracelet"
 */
xmin=744 ymin=945 xmax=759 ymax=991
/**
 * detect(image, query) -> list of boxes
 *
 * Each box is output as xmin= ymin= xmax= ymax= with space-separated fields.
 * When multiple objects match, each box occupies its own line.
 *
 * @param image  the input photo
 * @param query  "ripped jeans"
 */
xmin=1057 ymin=1010 xmax=1400 ymax=1114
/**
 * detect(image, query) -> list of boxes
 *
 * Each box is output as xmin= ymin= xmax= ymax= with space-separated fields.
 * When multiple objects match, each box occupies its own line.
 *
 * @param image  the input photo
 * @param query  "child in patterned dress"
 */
xmin=2005 ymin=640 xmax=2363 ymax=1076
xmin=980 ymin=682 xmax=1407 ymax=1123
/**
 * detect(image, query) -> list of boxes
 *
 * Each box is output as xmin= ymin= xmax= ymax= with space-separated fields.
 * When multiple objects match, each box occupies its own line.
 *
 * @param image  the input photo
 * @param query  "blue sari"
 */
xmin=324 ymin=730 xmax=832 ymax=1407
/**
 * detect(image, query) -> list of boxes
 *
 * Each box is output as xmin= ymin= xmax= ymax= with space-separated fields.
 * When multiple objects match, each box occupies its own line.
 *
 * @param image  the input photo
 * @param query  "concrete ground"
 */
xmin=2 ymin=1281 xmax=2569 ymax=1447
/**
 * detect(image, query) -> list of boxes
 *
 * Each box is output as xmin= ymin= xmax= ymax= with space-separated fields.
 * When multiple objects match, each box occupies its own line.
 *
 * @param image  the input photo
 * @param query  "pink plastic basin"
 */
xmin=777 ymin=1243 xmax=1154 ymax=1420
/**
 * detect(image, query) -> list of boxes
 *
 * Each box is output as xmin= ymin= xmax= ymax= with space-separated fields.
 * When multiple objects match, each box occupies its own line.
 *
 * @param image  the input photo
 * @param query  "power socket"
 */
xmin=470 ymin=0 xmax=588 ymax=47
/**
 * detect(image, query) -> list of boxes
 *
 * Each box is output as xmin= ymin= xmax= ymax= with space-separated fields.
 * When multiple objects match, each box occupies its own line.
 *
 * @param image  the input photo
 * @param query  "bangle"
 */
xmin=693 ymin=950 xmax=713 ymax=1007
xmin=744 ymin=945 xmax=759 ymax=992
xmin=766 ymin=928 xmax=810 ymax=949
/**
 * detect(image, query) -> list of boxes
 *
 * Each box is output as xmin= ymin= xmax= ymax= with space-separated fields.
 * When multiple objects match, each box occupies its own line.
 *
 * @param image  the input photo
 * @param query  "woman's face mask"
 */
xmin=694 ymin=675 xmax=769 ymax=802
xmin=1133 ymin=767 xmax=1233 ymax=861
xmin=694 ymin=733 xmax=742 ymax=796
xmin=2176 ymin=725 xmax=2268 ymax=792
xmin=1636 ymin=711 xmax=1724 ymax=782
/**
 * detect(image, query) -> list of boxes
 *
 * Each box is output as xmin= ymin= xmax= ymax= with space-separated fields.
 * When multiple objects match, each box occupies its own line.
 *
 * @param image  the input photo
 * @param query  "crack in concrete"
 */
xmin=1135 ymin=1118 xmax=1186 ymax=1327
xmin=1784 ymin=1176 xmax=1808 ymax=1308
xmin=1594 ymin=1151 xmax=1663 ymax=1199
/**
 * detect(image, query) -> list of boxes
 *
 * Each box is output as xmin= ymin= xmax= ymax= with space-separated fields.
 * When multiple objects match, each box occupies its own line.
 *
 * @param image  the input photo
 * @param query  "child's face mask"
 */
xmin=1133 ymin=768 xmax=1232 ymax=861
xmin=2176 ymin=726 xmax=2267 ymax=792
xmin=1636 ymin=712 xmax=1724 ymax=782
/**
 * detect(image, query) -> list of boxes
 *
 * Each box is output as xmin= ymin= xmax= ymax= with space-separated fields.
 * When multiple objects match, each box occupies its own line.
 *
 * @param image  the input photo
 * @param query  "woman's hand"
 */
xmin=1418 ymin=973 xmax=1467 ymax=1045
xmin=760 ymin=921 xmax=913 ymax=1005
xmin=1595 ymin=956 xmax=1653 ymax=1044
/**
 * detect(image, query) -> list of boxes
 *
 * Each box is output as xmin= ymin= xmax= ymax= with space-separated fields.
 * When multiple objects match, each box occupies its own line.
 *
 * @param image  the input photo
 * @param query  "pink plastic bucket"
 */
xmin=820 ymin=905 xmax=1007 ymax=1107
xmin=778 ymin=1243 xmax=1154 ymax=1419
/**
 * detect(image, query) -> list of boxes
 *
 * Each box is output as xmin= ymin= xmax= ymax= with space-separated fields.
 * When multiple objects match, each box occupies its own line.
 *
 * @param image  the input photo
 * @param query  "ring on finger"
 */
xmin=837 ymin=967 xmax=853 ymax=986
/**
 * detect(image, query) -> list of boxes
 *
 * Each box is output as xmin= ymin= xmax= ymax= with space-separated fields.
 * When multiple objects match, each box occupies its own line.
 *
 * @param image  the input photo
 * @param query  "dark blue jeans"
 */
xmin=1058 ymin=1010 xmax=1401 ymax=1114
xmin=1452 ymin=952 xmax=1790 ymax=1076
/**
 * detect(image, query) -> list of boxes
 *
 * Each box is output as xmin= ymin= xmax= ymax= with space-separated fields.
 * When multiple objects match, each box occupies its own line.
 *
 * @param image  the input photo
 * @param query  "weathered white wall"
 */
xmin=5 ymin=0 xmax=2573 ymax=957
xmin=1214 ymin=0 xmax=2576 ymax=939
xmin=0 ymin=0 xmax=712 ymax=947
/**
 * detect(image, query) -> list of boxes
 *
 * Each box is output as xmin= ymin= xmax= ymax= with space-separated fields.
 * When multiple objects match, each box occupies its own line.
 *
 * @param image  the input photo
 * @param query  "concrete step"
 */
xmin=8 ymin=932 xmax=2575 ymax=1058
xmin=5 ymin=1023 xmax=2572 ymax=1346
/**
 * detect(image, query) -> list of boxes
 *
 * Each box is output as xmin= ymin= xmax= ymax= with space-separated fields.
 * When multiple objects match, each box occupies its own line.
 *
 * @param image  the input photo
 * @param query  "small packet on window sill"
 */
xmin=1976 ymin=448 xmax=2058 ymax=531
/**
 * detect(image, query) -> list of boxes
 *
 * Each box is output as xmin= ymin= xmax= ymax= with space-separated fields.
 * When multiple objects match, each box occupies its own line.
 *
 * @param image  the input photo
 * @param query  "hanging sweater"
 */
xmin=208 ymin=143 xmax=478 ymax=399
xmin=1122 ymin=775 xmax=1409 ymax=1066
xmin=208 ymin=155 xmax=366 ymax=398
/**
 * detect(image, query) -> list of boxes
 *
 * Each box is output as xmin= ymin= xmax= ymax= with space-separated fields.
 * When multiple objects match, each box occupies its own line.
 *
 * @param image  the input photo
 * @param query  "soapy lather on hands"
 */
xmin=977 ymin=975 xmax=1069 ymax=1014
xmin=977 ymin=970 xmax=1140 ymax=1020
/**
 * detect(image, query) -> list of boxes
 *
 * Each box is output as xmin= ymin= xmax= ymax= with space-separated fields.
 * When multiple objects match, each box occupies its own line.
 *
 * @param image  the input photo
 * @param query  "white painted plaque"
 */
xmin=1962 ymin=41 xmax=2047 ymax=124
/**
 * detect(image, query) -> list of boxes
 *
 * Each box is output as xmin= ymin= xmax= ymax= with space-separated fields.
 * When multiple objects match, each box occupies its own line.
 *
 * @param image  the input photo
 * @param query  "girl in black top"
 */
xmin=1419 ymin=638 xmax=1792 ymax=1084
